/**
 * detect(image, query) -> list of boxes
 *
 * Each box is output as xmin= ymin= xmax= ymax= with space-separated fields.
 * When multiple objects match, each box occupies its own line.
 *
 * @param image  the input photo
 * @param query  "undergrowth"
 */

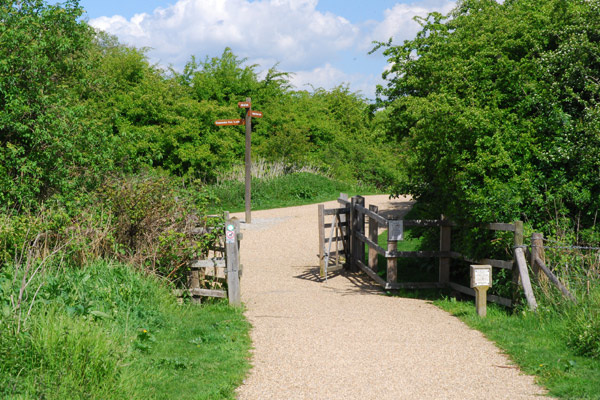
xmin=0 ymin=260 xmax=251 ymax=399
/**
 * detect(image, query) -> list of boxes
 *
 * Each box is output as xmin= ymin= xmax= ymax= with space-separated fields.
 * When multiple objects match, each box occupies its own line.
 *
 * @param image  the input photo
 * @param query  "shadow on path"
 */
xmin=293 ymin=266 xmax=383 ymax=296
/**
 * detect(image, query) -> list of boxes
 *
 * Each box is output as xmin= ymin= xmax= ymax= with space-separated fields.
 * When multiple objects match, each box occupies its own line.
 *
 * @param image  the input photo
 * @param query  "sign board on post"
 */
xmin=215 ymin=119 xmax=245 ymax=126
xmin=215 ymin=97 xmax=264 ymax=225
xmin=388 ymin=220 xmax=404 ymax=241
xmin=470 ymin=264 xmax=492 ymax=317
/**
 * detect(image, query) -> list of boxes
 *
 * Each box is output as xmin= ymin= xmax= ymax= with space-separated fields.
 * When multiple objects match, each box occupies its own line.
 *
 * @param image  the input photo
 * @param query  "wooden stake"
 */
xmin=318 ymin=204 xmax=325 ymax=277
xmin=226 ymin=218 xmax=241 ymax=306
xmin=531 ymin=233 xmax=548 ymax=286
xmin=514 ymin=247 xmax=537 ymax=311
xmin=512 ymin=221 xmax=524 ymax=306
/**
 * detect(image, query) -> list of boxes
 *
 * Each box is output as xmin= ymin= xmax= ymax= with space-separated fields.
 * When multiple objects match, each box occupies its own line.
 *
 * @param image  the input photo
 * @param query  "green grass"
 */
xmin=205 ymin=171 xmax=380 ymax=213
xmin=0 ymin=261 xmax=251 ymax=399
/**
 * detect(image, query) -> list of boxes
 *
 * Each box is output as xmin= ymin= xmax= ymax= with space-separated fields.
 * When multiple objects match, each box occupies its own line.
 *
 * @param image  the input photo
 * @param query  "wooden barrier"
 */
xmin=320 ymin=194 xmax=537 ymax=309
xmin=178 ymin=215 xmax=242 ymax=306
xmin=318 ymin=199 xmax=349 ymax=278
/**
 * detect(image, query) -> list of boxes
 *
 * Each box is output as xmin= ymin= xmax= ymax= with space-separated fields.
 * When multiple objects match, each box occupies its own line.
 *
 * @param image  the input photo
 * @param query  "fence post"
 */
xmin=318 ymin=204 xmax=325 ymax=277
xmin=368 ymin=205 xmax=379 ymax=272
xmin=530 ymin=233 xmax=548 ymax=283
xmin=339 ymin=193 xmax=349 ymax=267
xmin=226 ymin=218 xmax=241 ymax=306
xmin=349 ymin=196 xmax=364 ymax=272
xmin=387 ymin=219 xmax=398 ymax=285
xmin=439 ymin=215 xmax=451 ymax=285
xmin=357 ymin=196 xmax=365 ymax=271
xmin=511 ymin=221 xmax=524 ymax=306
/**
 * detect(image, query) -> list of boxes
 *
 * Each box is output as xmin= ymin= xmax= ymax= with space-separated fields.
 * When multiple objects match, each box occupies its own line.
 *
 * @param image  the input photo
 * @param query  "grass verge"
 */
xmin=0 ymin=260 xmax=251 ymax=399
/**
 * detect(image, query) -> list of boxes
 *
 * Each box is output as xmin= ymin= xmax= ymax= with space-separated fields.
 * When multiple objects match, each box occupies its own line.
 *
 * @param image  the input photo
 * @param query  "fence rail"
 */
xmin=178 ymin=214 xmax=242 ymax=306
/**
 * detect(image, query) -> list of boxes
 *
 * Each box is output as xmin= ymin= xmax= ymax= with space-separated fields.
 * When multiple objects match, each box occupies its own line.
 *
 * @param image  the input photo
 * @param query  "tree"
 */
xmin=0 ymin=0 xmax=97 ymax=207
xmin=375 ymin=0 xmax=600 ymax=239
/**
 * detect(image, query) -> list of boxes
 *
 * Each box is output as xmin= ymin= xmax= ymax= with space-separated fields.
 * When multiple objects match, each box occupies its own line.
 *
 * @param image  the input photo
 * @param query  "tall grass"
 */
xmin=0 ymin=260 xmax=251 ymax=399
xmin=215 ymin=158 xmax=329 ymax=184
xmin=206 ymin=171 xmax=380 ymax=212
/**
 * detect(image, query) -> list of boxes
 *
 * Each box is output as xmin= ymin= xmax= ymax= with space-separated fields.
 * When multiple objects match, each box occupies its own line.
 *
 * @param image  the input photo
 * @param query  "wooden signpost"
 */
xmin=215 ymin=97 xmax=264 ymax=224
xmin=470 ymin=264 xmax=492 ymax=317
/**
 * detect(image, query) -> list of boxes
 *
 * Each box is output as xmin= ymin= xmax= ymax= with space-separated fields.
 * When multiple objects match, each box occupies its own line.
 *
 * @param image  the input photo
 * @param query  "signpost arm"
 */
xmin=245 ymin=97 xmax=252 ymax=224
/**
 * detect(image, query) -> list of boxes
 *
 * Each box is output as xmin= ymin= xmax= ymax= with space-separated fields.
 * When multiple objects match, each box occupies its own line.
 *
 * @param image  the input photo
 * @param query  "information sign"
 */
xmin=388 ymin=220 xmax=404 ymax=241
xmin=215 ymin=119 xmax=245 ymax=126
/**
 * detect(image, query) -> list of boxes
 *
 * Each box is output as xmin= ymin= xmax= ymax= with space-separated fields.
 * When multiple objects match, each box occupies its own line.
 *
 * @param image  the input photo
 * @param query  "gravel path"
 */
xmin=234 ymin=195 xmax=549 ymax=400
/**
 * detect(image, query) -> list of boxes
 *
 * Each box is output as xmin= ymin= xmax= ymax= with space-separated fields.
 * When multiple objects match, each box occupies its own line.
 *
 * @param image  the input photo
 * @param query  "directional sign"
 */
xmin=250 ymin=110 xmax=263 ymax=118
xmin=238 ymin=101 xmax=251 ymax=108
xmin=215 ymin=119 xmax=245 ymax=126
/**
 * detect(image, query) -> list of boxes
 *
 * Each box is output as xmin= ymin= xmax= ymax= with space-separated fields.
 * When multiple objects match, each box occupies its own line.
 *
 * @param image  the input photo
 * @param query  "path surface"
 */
xmin=234 ymin=195 xmax=549 ymax=400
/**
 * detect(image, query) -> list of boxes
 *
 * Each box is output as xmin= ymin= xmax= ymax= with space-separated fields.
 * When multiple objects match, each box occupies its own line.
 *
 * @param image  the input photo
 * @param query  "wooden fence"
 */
xmin=319 ymin=194 xmax=542 ymax=309
xmin=176 ymin=215 xmax=242 ymax=306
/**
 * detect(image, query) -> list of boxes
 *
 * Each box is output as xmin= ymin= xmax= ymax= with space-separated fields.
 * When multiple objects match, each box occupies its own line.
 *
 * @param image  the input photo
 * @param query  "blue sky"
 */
xmin=72 ymin=0 xmax=455 ymax=99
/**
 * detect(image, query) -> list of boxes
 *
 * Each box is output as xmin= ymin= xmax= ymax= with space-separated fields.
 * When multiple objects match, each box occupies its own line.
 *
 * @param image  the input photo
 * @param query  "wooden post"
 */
xmin=318 ymin=204 xmax=325 ymax=277
xmin=244 ymin=97 xmax=252 ymax=224
xmin=439 ymin=215 xmax=451 ymax=285
xmin=225 ymin=218 xmax=241 ymax=306
xmin=514 ymin=246 xmax=537 ymax=311
xmin=188 ymin=264 xmax=202 ymax=304
xmin=349 ymin=196 xmax=364 ymax=272
xmin=339 ymin=193 xmax=349 ymax=266
xmin=530 ymin=233 xmax=548 ymax=286
xmin=357 ymin=196 xmax=365 ymax=271
xmin=368 ymin=205 xmax=379 ymax=272
xmin=387 ymin=219 xmax=398 ymax=285
xmin=349 ymin=197 xmax=356 ymax=272
xmin=512 ymin=221 xmax=524 ymax=305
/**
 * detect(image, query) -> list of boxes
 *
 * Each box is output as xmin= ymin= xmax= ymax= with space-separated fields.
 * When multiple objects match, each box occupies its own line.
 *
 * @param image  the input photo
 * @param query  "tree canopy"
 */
xmin=375 ymin=0 xmax=600 ymax=240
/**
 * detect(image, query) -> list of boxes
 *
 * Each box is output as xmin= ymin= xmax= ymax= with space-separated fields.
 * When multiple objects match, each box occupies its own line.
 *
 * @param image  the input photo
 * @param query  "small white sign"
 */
xmin=474 ymin=269 xmax=490 ymax=286
xmin=470 ymin=265 xmax=492 ymax=288
xmin=227 ymin=224 xmax=235 ymax=232
xmin=388 ymin=220 xmax=404 ymax=241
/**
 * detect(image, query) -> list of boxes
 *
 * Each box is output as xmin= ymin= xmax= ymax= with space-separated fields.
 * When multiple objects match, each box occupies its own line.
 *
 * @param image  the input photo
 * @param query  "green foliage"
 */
xmin=0 ymin=261 xmax=251 ymax=399
xmin=0 ymin=0 xmax=99 ymax=207
xmin=375 ymin=0 xmax=600 ymax=239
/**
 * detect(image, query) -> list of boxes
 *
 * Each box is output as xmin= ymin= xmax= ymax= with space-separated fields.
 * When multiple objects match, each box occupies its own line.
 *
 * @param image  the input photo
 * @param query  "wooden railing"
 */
xmin=321 ymin=194 xmax=537 ymax=309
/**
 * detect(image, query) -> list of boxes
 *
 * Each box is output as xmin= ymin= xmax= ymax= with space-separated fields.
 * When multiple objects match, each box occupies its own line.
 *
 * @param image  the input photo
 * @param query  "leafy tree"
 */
xmin=0 ymin=0 xmax=97 ymax=207
xmin=375 ymin=0 xmax=600 ymax=240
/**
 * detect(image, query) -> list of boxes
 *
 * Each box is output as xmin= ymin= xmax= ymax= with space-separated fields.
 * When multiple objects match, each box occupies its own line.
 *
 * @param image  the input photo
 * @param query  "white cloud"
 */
xmin=289 ymin=63 xmax=381 ymax=99
xmin=89 ymin=0 xmax=358 ymax=70
xmin=89 ymin=0 xmax=456 ymax=99
xmin=364 ymin=0 xmax=455 ymax=48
